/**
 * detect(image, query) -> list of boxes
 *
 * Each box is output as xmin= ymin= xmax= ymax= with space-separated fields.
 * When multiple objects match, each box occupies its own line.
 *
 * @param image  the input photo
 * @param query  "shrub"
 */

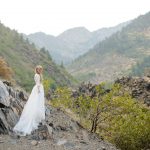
xmin=0 ymin=57 xmax=13 ymax=80
xmin=50 ymin=83 xmax=150 ymax=150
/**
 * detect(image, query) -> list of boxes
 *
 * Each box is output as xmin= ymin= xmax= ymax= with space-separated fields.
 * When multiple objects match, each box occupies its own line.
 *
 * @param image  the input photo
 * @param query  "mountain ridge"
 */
xmin=27 ymin=21 xmax=130 ymax=64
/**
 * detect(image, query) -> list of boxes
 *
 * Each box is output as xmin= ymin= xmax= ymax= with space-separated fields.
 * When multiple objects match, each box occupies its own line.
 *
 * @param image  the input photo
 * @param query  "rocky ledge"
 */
xmin=0 ymin=80 xmax=117 ymax=150
xmin=115 ymin=76 xmax=150 ymax=106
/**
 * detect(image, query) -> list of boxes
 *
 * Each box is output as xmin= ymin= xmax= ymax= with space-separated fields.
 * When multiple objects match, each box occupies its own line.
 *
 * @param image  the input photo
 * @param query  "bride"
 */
xmin=13 ymin=65 xmax=45 ymax=136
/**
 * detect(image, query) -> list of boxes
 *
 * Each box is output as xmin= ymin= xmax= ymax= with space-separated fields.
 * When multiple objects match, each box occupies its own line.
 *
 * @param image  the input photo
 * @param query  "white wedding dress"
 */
xmin=13 ymin=73 xmax=45 ymax=136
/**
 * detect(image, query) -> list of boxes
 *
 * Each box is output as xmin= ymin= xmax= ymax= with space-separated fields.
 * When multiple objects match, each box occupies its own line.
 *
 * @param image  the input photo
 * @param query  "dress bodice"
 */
xmin=34 ymin=73 xmax=41 ymax=85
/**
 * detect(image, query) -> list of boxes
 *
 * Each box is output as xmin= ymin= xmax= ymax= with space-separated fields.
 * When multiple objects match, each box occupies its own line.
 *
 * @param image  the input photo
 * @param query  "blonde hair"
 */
xmin=35 ymin=65 xmax=43 ymax=82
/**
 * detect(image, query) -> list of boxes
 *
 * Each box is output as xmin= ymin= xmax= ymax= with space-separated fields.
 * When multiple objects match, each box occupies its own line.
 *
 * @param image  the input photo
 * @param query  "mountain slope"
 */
xmin=27 ymin=22 xmax=129 ymax=64
xmin=88 ymin=21 xmax=131 ymax=48
xmin=0 ymin=22 xmax=74 ymax=91
xmin=67 ymin=12 xmax=150 ymax=83
xmin=130 ymin=56 xmax=150 ymax=76
xmin=28 ymin=32 xmax=71 ymax=64
xmin=57 ymin=27 xmax=92 ymax=59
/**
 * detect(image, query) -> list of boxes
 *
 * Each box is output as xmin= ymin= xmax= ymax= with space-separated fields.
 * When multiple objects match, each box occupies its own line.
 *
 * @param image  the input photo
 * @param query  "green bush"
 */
xmin=50 ymin=83 xmax=150 ymax=150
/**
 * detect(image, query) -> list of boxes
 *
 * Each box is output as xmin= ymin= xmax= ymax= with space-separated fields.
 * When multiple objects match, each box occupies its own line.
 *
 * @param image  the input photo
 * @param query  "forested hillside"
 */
xmin=67 ymin=12 xmax=150 ymax=83
xmin=0 ymin=22 xmax=75 ymax=91
xmin=130 ymin=56 xmax=150 ymax=76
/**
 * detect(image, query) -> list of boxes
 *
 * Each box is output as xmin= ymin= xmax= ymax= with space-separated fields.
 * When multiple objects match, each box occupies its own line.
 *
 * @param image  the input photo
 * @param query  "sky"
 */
xmin=0 ymin=0 xmax=150 ymax=36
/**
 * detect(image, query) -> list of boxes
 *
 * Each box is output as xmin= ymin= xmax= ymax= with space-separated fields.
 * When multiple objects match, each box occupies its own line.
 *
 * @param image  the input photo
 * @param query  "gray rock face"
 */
xmin=0 ymin=80 xmax=10 ymax=107
xmin=0 ymin=80 xmax=117 ymax=150
xmin=0 ymin=81 xmax=27 ymax=134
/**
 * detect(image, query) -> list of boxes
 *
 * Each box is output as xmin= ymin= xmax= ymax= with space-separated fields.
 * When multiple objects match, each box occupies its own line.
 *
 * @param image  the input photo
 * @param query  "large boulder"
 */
xmin=0 ymin=80 xmax=10 ymax=107
xmin=0 ymin=80 xmax=27 ymax=134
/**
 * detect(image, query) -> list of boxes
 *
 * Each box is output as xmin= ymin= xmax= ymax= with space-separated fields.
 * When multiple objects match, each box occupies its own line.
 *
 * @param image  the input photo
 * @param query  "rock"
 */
xmin=18 ymin=91 xmax=27 ymax=101
xmin=56 ymin=139 xmax=67 ymax=145
xmin=55 ymin=125 xmax=67 ymax=131
xmin=64 ymin=142 xmax=75 ymax=148
xmin=102 ymin=147 xmax=106 ymax=150
xmin=0 ymin=80 xmax=28 ymax=134
xmin=27 ymin=124 xmax=51 ymax=140
xmin=0 ymin=81 xmax=10 ymax=107
xmin=69 ymin=121 xmax=79 ymax=132
xmin=81 ymin=130 xmax=89 ymax=142
xmin=3 ymin=80 xmax=12 ymax=86
xmin=9 ymin=139 xmax=17 ymax=144
xmin=45 ymin=123 xmax=53 ymax=135
xmin=31 ymin=140 xmax=38 ymax=146
xmin=10 ymin=132 xmax=20 ymax=139
xmin=80 ymin=140 xmax=87 ymax=144
xmin=115 ymin=76 xmax=150 ymax=106
xmin=0 ymin=109 xmax=11 ymax=134
xmin=41 ymin=132 xmax=47 ymax=139
xmin=72 ymin=82 xmax=98 ymax=99
xmin=97 ymin=147 xmax=106 ymax=150
xmin=45 ymin=106 xmax=51 ymax=116
xmin=6 ymin=108 xmax=19 ymax=127
xmin=0 ymin=141 xmax=4 ymax=143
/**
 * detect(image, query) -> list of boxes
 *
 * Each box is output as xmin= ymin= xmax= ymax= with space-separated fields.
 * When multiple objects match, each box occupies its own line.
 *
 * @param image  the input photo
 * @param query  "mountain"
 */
xmin=90 ymin=21 xmax=131 ymax=47
xmin=27 ymin=22 xmax=129 ymax=64
xmin=0 ymin=22 xmax=75 ymax=91
xmin=67 ymin=12 xmax=150 ymax=83
xmin=57 ymin=27 xmax=92 ymax=59
xmin=28 ymin=32 xmax=72 ymax=64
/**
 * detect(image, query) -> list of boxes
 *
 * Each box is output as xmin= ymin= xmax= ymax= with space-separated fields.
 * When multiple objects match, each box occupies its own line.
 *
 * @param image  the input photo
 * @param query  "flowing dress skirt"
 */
xmin=13 ymin=84 xmax=45 ymax=136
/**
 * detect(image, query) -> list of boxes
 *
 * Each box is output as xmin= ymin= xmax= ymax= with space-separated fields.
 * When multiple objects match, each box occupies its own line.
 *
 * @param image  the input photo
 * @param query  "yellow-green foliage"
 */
xmin=51 ymin=83 xmax=150 ymax=150
xmin=51 ymin=87 xmax=72 ymax=108
xmin=43 ymin=79 xmax=56 ymax=96
xmin=97 ymin=84 xmax=150 ymax=150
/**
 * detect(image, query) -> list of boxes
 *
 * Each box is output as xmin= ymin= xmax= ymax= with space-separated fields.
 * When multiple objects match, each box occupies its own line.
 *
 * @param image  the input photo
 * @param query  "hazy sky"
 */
xmin=0 ymin=0 xmax=150 ymax=36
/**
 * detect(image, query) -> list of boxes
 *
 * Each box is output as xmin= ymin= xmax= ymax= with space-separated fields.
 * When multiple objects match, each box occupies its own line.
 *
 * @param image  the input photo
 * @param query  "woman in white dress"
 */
xmin=13 ymin=65 xmax=45 ymax=136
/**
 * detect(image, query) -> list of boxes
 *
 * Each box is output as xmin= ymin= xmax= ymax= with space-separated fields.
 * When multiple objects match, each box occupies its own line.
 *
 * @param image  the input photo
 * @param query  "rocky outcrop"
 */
xmin=115 ymin=76 xmax=150 ymax=106
xmin=0 ymin=80 xmax=117 ymax=150
xmin=0 ymin=80 xmax=27 ymax=134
